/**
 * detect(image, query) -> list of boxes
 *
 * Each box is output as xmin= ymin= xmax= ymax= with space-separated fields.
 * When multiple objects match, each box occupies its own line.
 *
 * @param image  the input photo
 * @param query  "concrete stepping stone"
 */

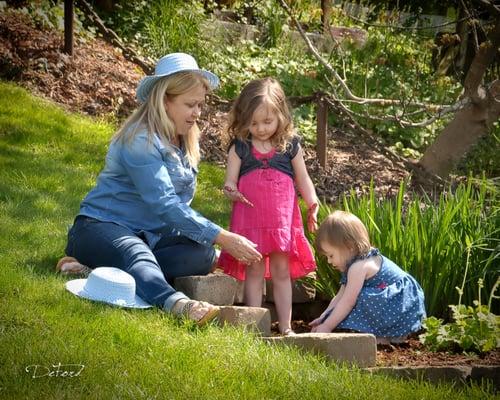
xmin=173 ymin=274 xmax=238 ymax=305
xmin=263 ymin=333 xmax=377 ymax=368
xmin=217 ymin=306 xmax=271 ymax=336
xmin=367 ymin=365 xmax=471 ymax=385
xmin=368 ymin=365 xmax=500 ymax=390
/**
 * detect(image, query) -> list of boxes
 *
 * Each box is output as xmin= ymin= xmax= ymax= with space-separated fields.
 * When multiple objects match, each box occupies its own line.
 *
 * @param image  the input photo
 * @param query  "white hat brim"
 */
xmin=65 ymin=279 xmax=152 ymax=309
xmin=136 ymin=69 xmax=219 ymax=103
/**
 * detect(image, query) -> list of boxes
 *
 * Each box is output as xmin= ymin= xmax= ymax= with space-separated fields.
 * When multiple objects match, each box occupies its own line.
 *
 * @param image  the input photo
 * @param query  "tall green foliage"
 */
xmin=144 ymin=0 xmax=206 ymax=58
xmin=310 ymin=178 xmax=499 ymax=318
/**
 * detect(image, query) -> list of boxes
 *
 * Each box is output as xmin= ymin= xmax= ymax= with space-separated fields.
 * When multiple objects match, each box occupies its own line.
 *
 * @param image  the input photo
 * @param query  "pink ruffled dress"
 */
xmin=219 ymin=144 xmax=316 ymax=280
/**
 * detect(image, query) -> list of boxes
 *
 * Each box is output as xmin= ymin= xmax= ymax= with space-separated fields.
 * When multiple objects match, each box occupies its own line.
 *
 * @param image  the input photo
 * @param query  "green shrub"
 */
xmin=143 ymin=0 xmax=206 ymax=58
xmin=455 ymin=124 xmax=500 ymax=178
xmin=420 ymin=277 xmax=500 ymax=354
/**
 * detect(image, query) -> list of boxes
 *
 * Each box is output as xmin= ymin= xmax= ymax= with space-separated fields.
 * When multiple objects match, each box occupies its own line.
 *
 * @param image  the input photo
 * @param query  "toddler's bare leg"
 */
xmin=270 ymin=253 xmax=293 ymax=334
xmin=244 ymin=260 xmax=266 ymax=307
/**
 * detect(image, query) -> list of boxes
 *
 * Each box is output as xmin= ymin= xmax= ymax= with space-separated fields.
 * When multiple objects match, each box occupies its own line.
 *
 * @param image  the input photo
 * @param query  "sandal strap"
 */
xmin=174 ymin=300 xmax=219 ymax=326
xmin=180 ymin=300 xmax=196 ymax=317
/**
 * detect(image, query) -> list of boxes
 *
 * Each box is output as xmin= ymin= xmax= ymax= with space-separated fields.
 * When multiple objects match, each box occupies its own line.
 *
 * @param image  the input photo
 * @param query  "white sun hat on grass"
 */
xmin=66 ymin=267 xmax=151 ymax=309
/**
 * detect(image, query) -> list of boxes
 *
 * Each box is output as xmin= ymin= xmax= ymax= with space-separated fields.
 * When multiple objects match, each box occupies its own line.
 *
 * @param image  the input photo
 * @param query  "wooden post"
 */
xmin=316 ymin=96 xmax=328 ymax=169
xmin=321 ymin=0 xmax=332 ymax=34
xmin=64 ymin=0 xmax=74 ymax=55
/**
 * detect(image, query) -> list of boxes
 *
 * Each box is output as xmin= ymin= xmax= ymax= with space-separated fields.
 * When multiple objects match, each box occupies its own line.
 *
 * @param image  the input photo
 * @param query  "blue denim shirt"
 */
xmin=78 ymin=130 xmax=221 ymax=249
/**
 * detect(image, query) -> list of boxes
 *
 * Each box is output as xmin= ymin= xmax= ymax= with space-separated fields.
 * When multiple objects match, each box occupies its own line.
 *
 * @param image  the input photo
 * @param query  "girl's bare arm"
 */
xmin=291 ymin=147 xmax=318 ymax=231
xmin=315 ymin=262 xmax=367 ymax=332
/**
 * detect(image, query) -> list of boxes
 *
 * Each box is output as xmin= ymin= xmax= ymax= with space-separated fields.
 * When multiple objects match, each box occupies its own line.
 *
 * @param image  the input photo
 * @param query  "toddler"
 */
xmin=310 ymin=210 xmax=426 ymax=343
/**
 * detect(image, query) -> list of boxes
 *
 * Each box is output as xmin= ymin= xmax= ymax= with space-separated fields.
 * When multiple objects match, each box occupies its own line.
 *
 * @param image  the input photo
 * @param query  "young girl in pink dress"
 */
xmin=218 ymin=77 xmax=318 ymax=335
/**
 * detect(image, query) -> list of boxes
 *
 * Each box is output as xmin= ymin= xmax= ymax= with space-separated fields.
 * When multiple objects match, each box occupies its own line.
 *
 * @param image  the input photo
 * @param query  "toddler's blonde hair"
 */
xmin=224 ymin=77 xmax=294 ymax=152
xmin=113 ymin=71 xmax=211 ymax=167
xmin=315 ymin=210 xmax=371 ymax=257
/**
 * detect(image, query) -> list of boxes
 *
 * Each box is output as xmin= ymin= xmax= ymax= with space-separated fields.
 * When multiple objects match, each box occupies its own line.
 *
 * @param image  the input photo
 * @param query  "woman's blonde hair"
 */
xmin=315 ymin=210 xmax=371 ymax=257
xmin=113 ymin=71 xmax=211 ymax=167
xmin=224 ymin=77 xmax=294 ymax=152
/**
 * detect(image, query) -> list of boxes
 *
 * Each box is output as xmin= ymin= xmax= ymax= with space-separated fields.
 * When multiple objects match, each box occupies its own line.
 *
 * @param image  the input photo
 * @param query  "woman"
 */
xmin=58 ymin=53 xmax=262 ymax=325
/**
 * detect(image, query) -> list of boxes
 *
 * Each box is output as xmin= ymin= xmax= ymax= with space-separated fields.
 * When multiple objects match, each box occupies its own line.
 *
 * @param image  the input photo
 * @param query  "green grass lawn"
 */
xmin=0 ymin=81 xmax=495 ymax=399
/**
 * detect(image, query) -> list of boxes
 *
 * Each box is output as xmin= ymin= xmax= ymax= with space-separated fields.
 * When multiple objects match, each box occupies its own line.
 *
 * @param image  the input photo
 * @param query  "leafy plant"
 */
xmin=456 ymin=124 xmax=500 ymax=178
xmin=293 ymin=104 xmax=317 ymax=144
xmin=17 ymin=0 xmax=87 ymax=36
xmin=419 ymin=271 xmax=500 ymax=354
xmin=143 ymin=0 xmax=206 ymax=59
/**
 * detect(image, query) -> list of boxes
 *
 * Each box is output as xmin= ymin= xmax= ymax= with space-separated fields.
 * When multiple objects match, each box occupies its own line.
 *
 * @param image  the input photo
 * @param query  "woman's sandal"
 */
xmin=175 ymin=300 xmax=220 ymax=327
xmin=56 ymin=256 xmax=92 ymax=276
xmin=281 ymin=328 xmax=296 ymax=336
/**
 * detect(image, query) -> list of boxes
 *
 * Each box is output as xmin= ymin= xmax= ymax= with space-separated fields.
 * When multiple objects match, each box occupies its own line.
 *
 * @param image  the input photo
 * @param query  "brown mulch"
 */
xmin=3 ymin=8 xmax=494 ymax=368
xmin=375 ymin=339 xmax=500 ymax=367
xmin=0 ymin=11 xmax=141 ymax=118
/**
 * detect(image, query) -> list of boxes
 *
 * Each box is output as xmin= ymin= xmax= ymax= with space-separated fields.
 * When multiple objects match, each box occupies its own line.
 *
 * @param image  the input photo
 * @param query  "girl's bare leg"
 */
xmin=244 ymin=260 xmax=266 ymax=307
xmin=270 ymin=253 xmax=293 ymax=334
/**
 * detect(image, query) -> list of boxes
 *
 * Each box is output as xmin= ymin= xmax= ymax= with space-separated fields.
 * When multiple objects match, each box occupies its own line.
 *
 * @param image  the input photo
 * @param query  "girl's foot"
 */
xmin=281 ymin=328 xmax=296 ymax=336
xmin=56 ymin=256 xmax=92 ymax=276
xmin=172 ymin=299 xmax=220 ymax=326
xmin=389 ymin=336 xmax=408 ymax=344
xmin=376 ymin=336 xmax=408 ymax=345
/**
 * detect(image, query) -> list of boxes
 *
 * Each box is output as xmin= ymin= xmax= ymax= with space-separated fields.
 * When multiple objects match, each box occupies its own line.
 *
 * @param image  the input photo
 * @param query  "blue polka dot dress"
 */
xmin=337 ymin=248 xmax=426 ymax=337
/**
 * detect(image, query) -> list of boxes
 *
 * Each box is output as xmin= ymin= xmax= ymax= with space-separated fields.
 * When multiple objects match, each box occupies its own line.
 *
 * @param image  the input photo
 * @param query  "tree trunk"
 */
xmin=418 ymin=82 xmax=500 ymax=177
xmin=419 ymin=17 xmax=500 ymax=177
xmin=64 ymin=0 xmax=73 ymax=56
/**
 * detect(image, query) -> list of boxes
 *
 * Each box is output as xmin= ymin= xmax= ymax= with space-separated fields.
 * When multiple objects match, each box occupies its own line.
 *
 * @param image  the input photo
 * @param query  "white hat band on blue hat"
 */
xmin=136 ymin=53 xmax=219 ymax=104
xmin=66 ymin=267 xmax=151 ymax=309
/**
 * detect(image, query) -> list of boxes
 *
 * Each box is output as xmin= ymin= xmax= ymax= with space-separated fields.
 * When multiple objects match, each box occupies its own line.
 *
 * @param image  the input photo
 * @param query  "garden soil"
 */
xmin=1 ymin=10 xmax=497 ymax=367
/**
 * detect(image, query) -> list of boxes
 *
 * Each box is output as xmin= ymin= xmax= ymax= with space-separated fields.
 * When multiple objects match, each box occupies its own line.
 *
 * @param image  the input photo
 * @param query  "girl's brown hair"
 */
xmin=315 ymin=211 xmax=371 ymax=257
xmin=223 ymin=77 xmax=295 ymax=152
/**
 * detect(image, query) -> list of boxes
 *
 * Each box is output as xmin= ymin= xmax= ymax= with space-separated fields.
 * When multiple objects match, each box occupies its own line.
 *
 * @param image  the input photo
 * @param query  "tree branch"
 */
xmin=277 ymin=0 xmax=449 ymax=112
xmin=463 ymin=16 xmax=500 ymax=101
xmin=475 ymin=0 xmax=500 ymax=16
xmin=75 ymin=0 xmax=154 ymax=75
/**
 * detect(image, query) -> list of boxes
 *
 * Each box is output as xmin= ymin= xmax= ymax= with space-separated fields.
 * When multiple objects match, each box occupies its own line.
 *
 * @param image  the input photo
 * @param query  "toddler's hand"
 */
xmin=311 ymin=323 xmax=333 ymax=333
xmin=308 ymin=316 xmax=323 ymax=327
xmin=223 ymin=185 xmax=254 ymax=207
xmin=307 ymin=203 xmax=318 ymax=232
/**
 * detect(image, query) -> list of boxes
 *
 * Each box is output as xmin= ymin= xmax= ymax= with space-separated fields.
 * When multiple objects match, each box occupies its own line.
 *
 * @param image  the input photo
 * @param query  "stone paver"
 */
xmin=367 ymin=364 xmax=500 ymax=390
xmin=173 ymin=274 xmax=238 ymax=305
xmin=263 ymin=333 xmax=377 ymax=367
xmin=470 ymin=366 xmax=500 ymax=391
xmin=367 ymin=366 xmax=472 ymax=385
xmin=217 ymin=306 xmax=271 ymax=336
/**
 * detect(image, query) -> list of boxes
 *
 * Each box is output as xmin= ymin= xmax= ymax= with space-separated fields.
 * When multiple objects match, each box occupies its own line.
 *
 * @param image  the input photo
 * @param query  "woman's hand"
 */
xmin=223 ymin=185 xmax=254 ymax=207
xmin=215 ymin=230 xmax=261 ymax=264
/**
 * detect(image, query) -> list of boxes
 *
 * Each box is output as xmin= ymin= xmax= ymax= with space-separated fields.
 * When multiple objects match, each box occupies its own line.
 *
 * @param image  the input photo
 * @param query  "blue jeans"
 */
xmin=65 ymin=216 xmax=216 ymax=310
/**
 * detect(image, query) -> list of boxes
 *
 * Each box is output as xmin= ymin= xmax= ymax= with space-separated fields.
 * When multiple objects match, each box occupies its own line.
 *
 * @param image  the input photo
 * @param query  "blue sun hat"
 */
xmin=65 ymin=267 xmax=151 ymax=309
xmin=136 ymin=53 xmax=220 ymax=104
